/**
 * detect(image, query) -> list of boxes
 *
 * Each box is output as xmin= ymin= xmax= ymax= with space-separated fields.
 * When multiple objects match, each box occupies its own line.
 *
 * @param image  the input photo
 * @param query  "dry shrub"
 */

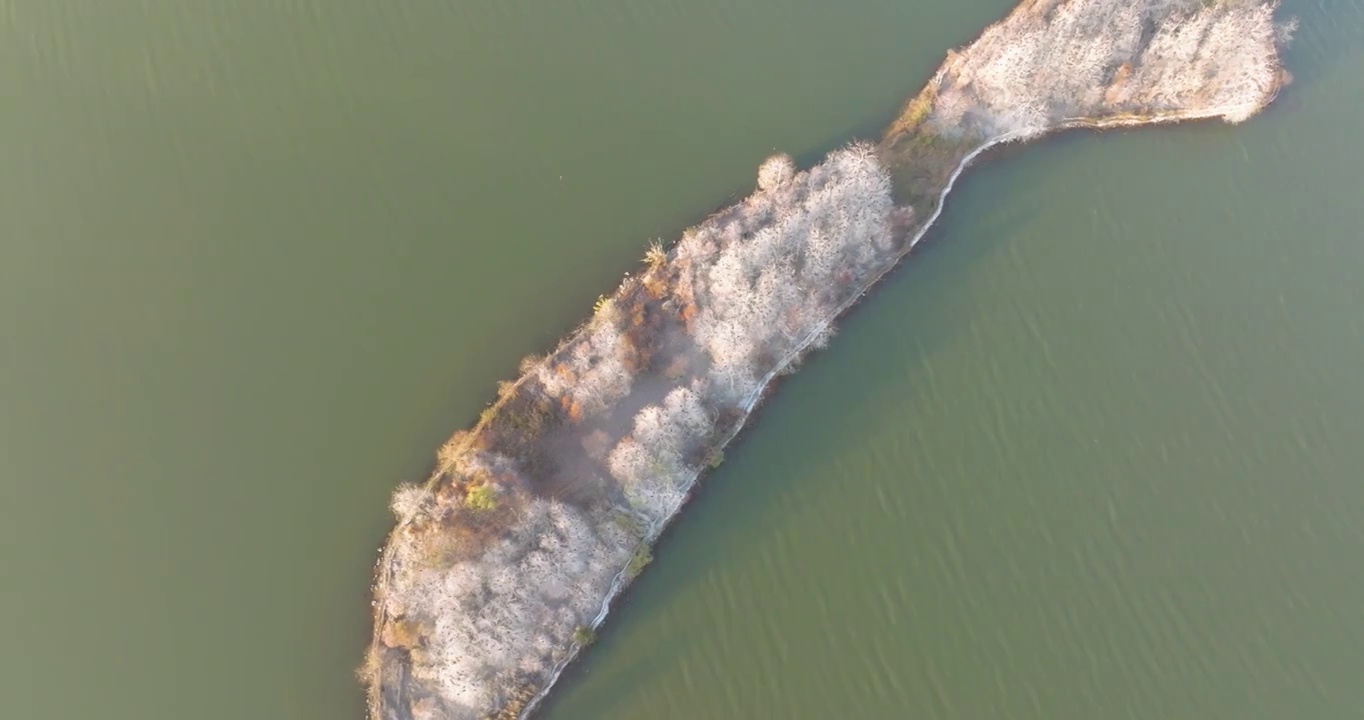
xmin=679 ymin=301 xmax=698 ymax=331
xmin=757 ymin=153 xmax=796 ymax=190
xmin=582 ymin=430 xmax=612 ymax=461
xmin=483 ymin=390 xmax=563 ymax=459
xmin=478 ymin=405 xmax=498 ymax=427
xmin=381 ymin=618 xmax=426 ymax=650
xmin=395 ymin=498 xmax=631 ymax=713
xmin=436 ymin=431 xmax=470 ymax=469
xmin=886 ymin=87 xmax=936 ymax=138
xmin=517 ymin=354 xmax=544 ymax=376
xmin=411 ymin=484 xmax=526 ymax=567
xmin=923 ymin=0 xmax=1292 ymax=138
xmin=411 ymin=698 xmax=439 ymax=720
xmin=643 ymin=273 xmax=669 ymax=299
xmin=491 ymin=684 xmax=538 ymax=720
xmin=355 ymin=645 xmax=383 ymax=684
xmin=619 ymin=299 xmax=667 ymax=373
xmin=682 ymin=144 xmax=896 ymax=405
xmin=539 ymin=312 xmax=636 ymax=419
xmin=411 ymin=525 xmax=467 ymax=568
xmin=662 ymin=356 xmax=690 ymax=381
xmin=391 ymin=482 xmax=427 ymax=521
xmin=565 ymin=398 xmax=584 ymax=424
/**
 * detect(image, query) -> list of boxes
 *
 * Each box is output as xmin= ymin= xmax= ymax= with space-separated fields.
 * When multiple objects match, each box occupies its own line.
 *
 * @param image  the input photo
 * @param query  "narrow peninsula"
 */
xmin=362 ymin=1 xmax=1295 ymax=718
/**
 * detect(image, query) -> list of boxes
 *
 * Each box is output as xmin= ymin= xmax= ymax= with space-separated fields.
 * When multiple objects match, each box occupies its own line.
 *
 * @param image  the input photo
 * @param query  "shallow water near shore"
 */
xmin=3 ymin=1 xmax=1363 ymax=719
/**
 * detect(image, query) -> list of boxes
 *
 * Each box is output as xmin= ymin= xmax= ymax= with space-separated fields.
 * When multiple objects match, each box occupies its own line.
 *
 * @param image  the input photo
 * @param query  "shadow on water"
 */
xmin=542 ymin=74 xmax=1341 ymax=704
xmin=533 ymin=609 xmax=696 ymax=719
xmin=540 ymin=139 xmax=1050 ymax=719
xmin=533 ymin=2 xmax=1360 ymax=695
xmin=1276 ymin=0 xmax=1364 ymax=97
xmin=536 ymin=3 xmax=1361 ymax=713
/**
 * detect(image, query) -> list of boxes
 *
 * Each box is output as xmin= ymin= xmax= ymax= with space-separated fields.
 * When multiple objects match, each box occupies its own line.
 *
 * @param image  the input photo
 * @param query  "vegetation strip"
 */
xmin=363 ymin=2 xmax=1294 ymax=718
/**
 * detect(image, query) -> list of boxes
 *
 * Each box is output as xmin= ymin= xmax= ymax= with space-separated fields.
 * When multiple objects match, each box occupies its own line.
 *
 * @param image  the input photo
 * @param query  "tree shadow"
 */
xmin=561 ymin=136 xmax=1047 ymax=637
xmin=533 ymin=610 xmax=696 ymax=720
xmin=561 ymin=93 xmax=1300 ymax=649
xmin=1272 ymin=0 xmax=1362 ymax=101
xmin=520 ymin=16 xmax=1354 ymax=697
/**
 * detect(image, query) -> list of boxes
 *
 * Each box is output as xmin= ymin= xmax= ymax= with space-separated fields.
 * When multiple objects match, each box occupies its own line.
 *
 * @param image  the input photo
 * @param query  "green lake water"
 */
xmin=3 ymin=1 xmax=1362 ymax=718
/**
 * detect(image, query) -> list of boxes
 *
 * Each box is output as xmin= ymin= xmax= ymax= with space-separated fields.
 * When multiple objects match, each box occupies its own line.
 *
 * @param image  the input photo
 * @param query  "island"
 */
xmin=361 ymin=1 xmax=1295 ymax=718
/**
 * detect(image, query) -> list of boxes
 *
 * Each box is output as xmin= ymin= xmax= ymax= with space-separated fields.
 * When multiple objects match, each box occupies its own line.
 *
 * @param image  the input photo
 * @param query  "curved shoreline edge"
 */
xmin=364 ymin=2 xmax=1293 ymax=718
xmin=507 ymin=99 xmax=1277 ymax=720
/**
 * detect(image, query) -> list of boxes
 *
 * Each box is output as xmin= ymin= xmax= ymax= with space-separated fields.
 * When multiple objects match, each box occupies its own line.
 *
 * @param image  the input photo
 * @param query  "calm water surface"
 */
xmin=3 ymin=1 xmax=1361 ymax=718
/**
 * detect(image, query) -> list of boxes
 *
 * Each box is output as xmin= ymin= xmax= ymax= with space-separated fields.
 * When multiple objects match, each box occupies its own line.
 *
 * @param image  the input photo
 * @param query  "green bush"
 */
xmin=625 ymin=546 xmax=653 ymax=581
xmin=572 ymin=625 xmax=596 ymax=646
xmin=465 ymin=483 xmax=498 ymax=512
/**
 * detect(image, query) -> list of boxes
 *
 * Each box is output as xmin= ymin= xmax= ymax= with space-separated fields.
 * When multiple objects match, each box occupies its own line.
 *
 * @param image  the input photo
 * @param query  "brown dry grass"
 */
xmin=381 ymin=618 xmax=427 ymax=650
xmin=877 ymin=128 xmax=977 ymax=219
